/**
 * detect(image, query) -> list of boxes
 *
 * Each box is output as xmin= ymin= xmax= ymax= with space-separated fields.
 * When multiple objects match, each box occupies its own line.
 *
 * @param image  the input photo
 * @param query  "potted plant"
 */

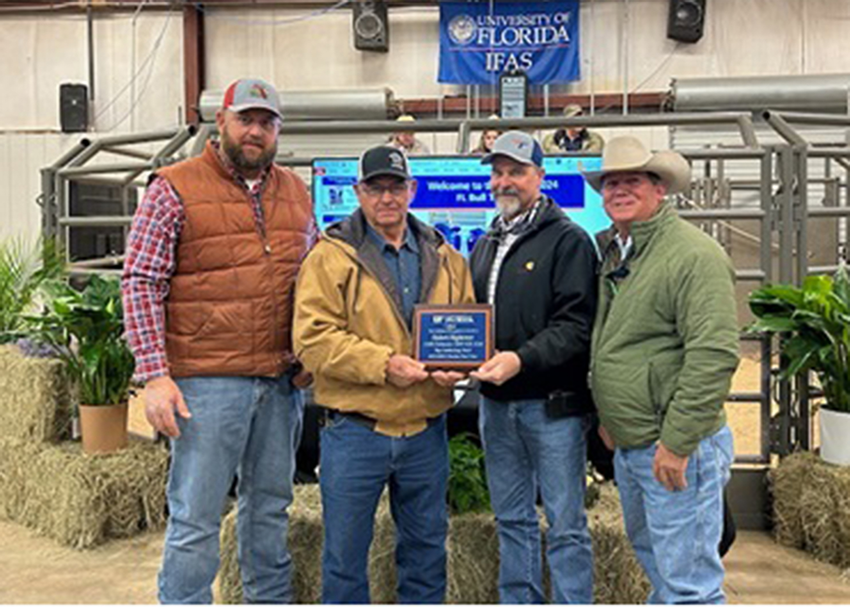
xmin=0 ymin=236 xmax=65 ymax=345
xmin=28 ymin=274 xmax=135 ymax=454
xmin=748 ymin=266 xmax=850 ymax=465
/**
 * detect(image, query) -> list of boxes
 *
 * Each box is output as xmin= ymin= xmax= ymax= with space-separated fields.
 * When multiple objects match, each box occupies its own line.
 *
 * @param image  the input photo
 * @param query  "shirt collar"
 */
xmin=614 ymin=232 xmax=633 ymax=261
xmin=365 ymin=221 xmax=418 ymax=254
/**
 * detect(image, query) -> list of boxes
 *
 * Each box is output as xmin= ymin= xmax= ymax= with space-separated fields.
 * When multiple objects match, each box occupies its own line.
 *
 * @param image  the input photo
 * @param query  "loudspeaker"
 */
xmin=667 ymin=0 xmax=706 ymax=44
xmin=60 ymin=83 xmax=89 ymax=133
xmin=353 ymin=0 xmax=389 ymax=53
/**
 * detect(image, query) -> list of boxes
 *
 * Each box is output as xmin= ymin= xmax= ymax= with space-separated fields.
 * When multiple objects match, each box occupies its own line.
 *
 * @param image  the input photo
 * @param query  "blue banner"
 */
xmin=439 ymin=1 xmax=580 ymax=85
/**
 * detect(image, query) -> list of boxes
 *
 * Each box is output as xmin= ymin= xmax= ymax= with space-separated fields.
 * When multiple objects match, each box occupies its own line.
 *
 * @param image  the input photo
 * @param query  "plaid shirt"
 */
xmin=122 ymin=143 xmax=272 ymax=383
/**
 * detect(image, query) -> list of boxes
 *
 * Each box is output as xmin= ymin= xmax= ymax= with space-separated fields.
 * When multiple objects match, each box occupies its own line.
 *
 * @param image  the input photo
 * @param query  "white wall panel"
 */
xmin=4 ymin=0 xmax=850 ymax=242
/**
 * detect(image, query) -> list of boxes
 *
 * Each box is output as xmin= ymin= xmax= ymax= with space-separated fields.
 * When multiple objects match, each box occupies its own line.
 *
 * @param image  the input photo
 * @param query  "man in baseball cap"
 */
xmin=292 ymin=142 xmax=474 ymax=602
xmin=216 ymin=78 xmax=283 ymax=179
xmin=543 ymin=103 xmax=605 ymax=154
xmin=123 ymin=75 xmax=316 ymax=602
xmin=469 ymin=130 xmax=598 ymax=603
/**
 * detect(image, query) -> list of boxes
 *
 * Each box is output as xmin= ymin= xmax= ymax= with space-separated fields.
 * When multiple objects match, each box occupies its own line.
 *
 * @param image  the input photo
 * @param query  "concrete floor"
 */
xmin=1 ymin=521 xmax=849 ymax=604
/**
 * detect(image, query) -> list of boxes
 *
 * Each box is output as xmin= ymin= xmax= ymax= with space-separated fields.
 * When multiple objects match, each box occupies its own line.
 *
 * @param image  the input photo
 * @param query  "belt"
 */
xmin=324 ymin=409 xmax=442 ymax=432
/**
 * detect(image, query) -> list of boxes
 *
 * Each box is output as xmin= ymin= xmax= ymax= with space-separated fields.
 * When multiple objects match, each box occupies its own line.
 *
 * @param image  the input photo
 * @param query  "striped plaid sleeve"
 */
xmin=121 ymin=176 xmax=184 ymax=384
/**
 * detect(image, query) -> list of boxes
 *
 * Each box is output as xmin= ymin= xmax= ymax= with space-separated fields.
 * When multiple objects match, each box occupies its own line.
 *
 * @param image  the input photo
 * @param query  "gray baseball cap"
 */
xmin=482 ymin=131 xmax=544 ymax=167
xmin=222 ymin=78 xmax=282 ymax=119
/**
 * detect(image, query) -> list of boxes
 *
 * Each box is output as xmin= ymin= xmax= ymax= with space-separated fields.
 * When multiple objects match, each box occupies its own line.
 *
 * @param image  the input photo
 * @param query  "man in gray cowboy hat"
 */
xmin=585 ymin=136 xmax=739 ymax=604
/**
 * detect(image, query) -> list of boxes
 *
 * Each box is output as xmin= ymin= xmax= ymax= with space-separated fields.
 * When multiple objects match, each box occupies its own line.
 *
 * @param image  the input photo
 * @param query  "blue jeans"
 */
xmin=158 ymin=375 xmax=304 ymax=604
xmin=319 ymin=413 xmax=449 ymax=604
xmin=480 ymin=397 xmax=594 ymax=604
xmin=614 ymin=426 xmax=734 ymax=604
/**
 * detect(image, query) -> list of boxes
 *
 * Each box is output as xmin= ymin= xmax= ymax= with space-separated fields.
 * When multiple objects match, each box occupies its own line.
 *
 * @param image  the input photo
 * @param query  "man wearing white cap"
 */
xmin=123 ymin=77 xmax=316 ymax=603
xmin=388 ymin=114 xmax=432 ymax=156
xmin=586 ymin=136 xmax=738 ymax=603
xmin=469 ymin=131 xmax=597 ymax=604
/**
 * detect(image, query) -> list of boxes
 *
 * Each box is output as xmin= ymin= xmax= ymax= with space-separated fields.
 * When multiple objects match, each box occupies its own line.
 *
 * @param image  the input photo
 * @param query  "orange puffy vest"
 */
xmin=156 ymin=142 xmax=315 ymax=378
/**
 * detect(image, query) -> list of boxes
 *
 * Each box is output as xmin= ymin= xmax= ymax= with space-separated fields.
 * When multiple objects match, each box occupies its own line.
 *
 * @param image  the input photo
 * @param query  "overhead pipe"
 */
xmin=199 ymin=88 xmax=395 ymax=122
xmin=670 ymin=74 xmax=850 ymax=112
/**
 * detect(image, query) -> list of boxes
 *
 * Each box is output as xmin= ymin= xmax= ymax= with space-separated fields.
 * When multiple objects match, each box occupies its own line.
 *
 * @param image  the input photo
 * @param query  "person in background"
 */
xmin=587 ymin=135 xmax=738 ymax=604
xmin=388 ymin=114 xmax=432 ymax=156
xmin=543 ymin=104 xmax=605 ymax=154
xmin=470 ymin=114 xmax=503 ymax=155
xmin=122 ymin=77 xmax=317 ymax=604
xmin=468 ymin=131 xmax=598 ymax=604
xmin=292 ymin=144 xmax=474 ymax=603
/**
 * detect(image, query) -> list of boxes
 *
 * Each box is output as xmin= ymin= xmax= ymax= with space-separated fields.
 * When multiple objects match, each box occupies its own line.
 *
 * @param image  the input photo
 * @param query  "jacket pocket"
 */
xmin=648 ymin=360 xmax=681 ymax=419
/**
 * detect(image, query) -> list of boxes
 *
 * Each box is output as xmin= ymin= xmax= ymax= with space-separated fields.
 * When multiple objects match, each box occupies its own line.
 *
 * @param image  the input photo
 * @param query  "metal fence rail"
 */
xmin=43 ymin=110 xmax=850 ymax=466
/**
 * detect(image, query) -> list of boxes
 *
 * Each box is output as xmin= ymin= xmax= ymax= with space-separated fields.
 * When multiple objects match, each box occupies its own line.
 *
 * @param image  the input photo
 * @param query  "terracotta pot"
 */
xmin=79 ymin=403 xmax=128 ymax=455
xmin=820 ymin=407 xmax=850 ymax=466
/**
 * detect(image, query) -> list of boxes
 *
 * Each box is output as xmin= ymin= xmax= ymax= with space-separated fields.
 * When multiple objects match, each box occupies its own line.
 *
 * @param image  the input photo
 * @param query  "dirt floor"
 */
xmin=1 ymin=520 xmax=849 ymax=604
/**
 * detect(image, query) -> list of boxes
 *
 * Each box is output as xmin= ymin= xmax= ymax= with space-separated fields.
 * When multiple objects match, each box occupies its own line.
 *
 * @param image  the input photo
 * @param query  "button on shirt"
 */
xmin=366 ymin=224 xmax=421 ymax=327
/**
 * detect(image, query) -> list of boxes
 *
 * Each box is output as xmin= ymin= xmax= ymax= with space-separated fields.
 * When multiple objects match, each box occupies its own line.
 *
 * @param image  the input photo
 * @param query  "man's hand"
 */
xmin=386 ymin=354 xmax=429 ymax=388
xmin=470 ymin=351 xmax=522 ymax=386
xmin=653 ymin=443 xmax=689 ymax=491
xmin=144 ymin=375 xmax=191 ymax=438
xmin=430 ymin=370 xmax=467 ymax=388
xmin=598 ymin=424 xmax=615 ymax=451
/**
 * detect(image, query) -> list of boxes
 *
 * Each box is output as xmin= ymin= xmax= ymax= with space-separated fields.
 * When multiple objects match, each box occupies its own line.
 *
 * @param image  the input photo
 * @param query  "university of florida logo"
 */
xmin=448 ymin=14 xmax=477 ymax=45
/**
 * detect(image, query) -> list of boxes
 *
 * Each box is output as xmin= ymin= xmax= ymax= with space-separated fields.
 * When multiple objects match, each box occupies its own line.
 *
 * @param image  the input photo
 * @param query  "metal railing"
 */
xmin=43 ymin=110 xmax=850 ymax=465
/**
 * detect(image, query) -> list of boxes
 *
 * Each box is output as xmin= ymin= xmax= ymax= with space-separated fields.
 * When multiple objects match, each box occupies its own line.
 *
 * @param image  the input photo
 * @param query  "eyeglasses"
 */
xmin=360 ymin=182 xmax=409 ymax=198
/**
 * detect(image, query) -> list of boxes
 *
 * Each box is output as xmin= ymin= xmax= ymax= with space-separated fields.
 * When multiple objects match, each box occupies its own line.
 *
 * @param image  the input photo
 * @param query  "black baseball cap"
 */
xmin=358 ymin=145 xmax=411 ymax=182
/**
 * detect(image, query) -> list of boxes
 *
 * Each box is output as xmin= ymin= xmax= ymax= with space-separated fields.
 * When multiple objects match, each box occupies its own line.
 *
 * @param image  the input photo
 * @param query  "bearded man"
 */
xmin=122 ymin=78 xmax=316 ymax=604
xmin=467 ymin=131 xmax=599 ymax=604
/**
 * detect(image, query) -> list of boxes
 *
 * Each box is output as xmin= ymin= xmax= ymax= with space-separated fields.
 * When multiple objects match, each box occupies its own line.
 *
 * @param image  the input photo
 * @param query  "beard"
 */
xmin=494 ymin=190 xmax=523 ymax=220
xmin=221 ymin=129 xmax=277 ymax=172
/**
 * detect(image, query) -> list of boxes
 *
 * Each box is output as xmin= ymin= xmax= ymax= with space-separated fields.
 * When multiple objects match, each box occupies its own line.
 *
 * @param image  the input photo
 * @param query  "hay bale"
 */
xmin=0 ymin=438 xmax=168 ymax=549
xmin=770 ymin=451 xmax=850 ymax=568
xmin=0 ymin=345 xmax=73 ymax=443
xmin=218 ymin=485 xmax=396 ymax=604
xmin=589 ymin=484 xmax=651 ymax=604
xmin=218 ymin=482 xmax=647 ymax=604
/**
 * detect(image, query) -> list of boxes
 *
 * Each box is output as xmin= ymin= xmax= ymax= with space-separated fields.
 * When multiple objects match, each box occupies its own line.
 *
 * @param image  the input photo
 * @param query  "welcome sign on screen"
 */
xmin=312 ymin=155 xmax=607 ymax=257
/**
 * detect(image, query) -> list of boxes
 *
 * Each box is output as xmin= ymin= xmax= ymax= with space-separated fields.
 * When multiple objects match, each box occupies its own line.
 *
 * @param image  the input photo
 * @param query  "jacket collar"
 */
xmin=325 ymin=209 xmax=447 ymax=320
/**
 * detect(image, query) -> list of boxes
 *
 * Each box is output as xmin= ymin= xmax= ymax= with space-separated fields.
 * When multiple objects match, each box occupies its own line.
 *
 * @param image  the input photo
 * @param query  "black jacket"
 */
xmin=469 ymin=197 xmax=598 ymax=416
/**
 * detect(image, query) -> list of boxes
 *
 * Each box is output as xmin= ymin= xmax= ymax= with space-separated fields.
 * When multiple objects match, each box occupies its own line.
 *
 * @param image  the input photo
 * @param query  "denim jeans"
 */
xmin=319 ymin=413 xmax=449 ymax=604
xmin=157 ymin=374 xmax=304 ymax=604
xmin=614 ymin=425 xmax=734 ymax=604
xmin=480 ymin=397 xmax=594 ymax=604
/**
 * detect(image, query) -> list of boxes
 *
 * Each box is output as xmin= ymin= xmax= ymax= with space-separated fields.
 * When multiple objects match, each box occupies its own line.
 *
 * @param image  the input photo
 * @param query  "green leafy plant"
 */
xmin=748 ymin=266 xmax=850 ymax=413
xmin=447 ymin=433 xmax=491 ymax=515
xmin=0 ymin=236 xmax=65 ymax=344
xmin=27 ymin=274 xmax=135 ymax=406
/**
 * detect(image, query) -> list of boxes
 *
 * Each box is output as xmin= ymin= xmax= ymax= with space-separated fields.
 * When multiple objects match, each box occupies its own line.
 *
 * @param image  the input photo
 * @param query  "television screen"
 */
xmin=312 ymin=155 xmax=608 ymax=257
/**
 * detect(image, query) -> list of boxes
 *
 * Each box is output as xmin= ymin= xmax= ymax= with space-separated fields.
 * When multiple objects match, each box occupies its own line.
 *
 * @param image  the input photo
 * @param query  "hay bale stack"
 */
xmin=0 ymin=345 xmax=73 ymax=443
xmin=218 ymin=482 xmax=647 ymax=604
xmin=0 ymin=438 xmax=168 ymax=549
xmin=589 ymin=484 xmax=650 ymax=604
xmin=771 ymin=451 xmax=850 ymax=568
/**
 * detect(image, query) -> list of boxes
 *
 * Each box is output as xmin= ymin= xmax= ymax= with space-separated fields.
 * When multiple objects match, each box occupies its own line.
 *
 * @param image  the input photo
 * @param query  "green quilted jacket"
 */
xmin=590 ymin=202 xmax=740 ymax=456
